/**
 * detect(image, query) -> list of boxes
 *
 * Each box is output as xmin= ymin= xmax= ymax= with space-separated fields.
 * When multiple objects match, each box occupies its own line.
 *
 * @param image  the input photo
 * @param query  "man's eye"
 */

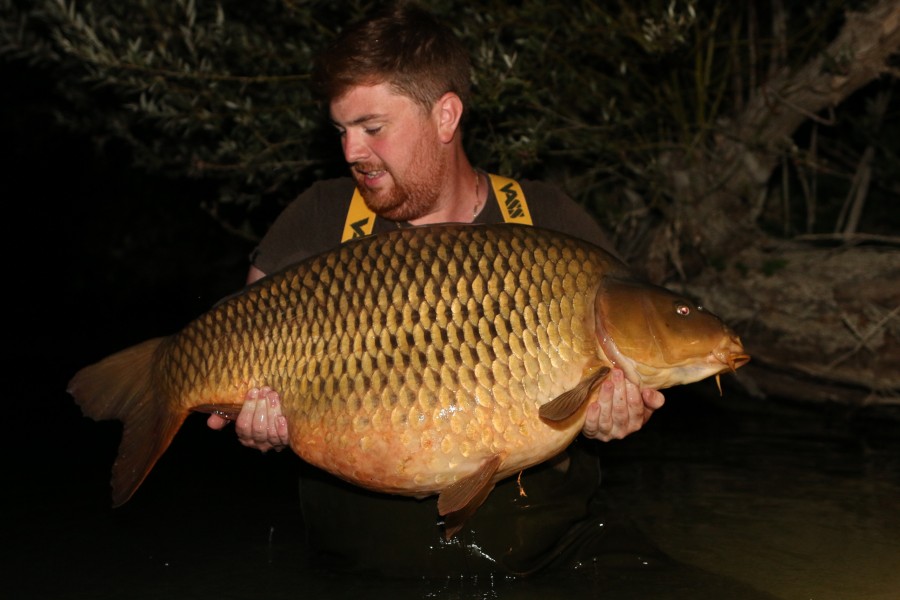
xmin=365 ymin=127 xmax=382 ymax=135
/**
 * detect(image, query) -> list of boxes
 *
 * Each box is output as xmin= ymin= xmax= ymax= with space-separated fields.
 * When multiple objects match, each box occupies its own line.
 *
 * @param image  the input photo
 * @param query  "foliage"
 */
xmin=2 ymin=0 xmax=896 ymax=243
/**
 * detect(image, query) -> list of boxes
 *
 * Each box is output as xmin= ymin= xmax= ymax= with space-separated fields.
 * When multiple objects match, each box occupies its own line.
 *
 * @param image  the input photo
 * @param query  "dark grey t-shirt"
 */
xmin=251 ymin=176 xmax=617 ymax=275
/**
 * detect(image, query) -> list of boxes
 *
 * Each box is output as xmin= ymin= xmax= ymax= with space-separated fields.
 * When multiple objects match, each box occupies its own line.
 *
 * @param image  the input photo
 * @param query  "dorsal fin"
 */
xmin=539 ymin=366 xmax=611 ymax=422
xmin=438 ymin=454 xmax=502 ymax=539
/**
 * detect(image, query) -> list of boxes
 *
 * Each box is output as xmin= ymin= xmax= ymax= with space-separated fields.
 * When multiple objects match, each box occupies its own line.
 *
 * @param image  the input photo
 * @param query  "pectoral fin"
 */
xmin=192 ymin=403 xmax=244 ymax=421
xmin=438 ymin=454 xmax=502 ymax=539
xmin=539 ymin=366 xmax=611 ymax=422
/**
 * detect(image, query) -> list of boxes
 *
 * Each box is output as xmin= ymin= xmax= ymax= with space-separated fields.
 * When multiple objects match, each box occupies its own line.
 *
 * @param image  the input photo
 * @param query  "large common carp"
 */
xmin=69 ymin=223 xmax=748 ymax=536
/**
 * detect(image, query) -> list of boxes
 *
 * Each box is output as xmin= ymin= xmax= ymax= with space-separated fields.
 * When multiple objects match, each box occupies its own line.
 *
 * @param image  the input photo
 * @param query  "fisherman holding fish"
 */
xmin=207 ymin=3 xmax=666 ymax=575
xmin=70 ymin=1 xmax=746 ymax=576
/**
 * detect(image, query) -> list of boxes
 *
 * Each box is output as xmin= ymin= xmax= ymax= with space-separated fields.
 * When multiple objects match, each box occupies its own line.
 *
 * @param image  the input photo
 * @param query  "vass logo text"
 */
xmin=500 ymin=182 xmax=525 ymax=219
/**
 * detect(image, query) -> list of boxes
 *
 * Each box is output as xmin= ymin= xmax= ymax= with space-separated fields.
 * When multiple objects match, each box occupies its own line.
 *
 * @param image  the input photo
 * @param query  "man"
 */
xmin=208 ymin=2 xmax=664 ymax=576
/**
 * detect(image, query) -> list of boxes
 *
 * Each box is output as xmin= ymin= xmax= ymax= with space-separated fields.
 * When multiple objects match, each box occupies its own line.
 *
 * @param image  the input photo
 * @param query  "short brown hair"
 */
xmin=312 ymin=3 xmax=472 ymax=113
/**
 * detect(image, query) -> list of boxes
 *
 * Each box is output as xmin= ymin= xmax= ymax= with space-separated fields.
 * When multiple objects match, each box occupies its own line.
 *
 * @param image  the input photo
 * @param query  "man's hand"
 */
xmin=206 ymin=386 xmax=290 ymax=453
xmin=581 ymin=368 xmax=665 ymax=442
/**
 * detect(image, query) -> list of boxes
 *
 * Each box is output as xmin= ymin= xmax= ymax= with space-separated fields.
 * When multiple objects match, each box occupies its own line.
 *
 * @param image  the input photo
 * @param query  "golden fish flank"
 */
xmin=68 ymin=223 xmax=748 ymax=538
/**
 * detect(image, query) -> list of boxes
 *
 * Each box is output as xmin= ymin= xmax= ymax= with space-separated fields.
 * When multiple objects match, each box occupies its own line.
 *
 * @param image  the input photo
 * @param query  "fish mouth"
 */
xmin=725 ymin=352 xmax=751 ymax=371
xmin=712 ymin=336 xmax=750 ymax=373
xmin=711 ymin=337 xmax=750 ymax=394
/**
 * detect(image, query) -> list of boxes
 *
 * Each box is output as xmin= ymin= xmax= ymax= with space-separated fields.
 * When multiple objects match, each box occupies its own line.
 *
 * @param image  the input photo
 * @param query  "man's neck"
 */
xmin=407 ymin=162 xmax=485 ymax=226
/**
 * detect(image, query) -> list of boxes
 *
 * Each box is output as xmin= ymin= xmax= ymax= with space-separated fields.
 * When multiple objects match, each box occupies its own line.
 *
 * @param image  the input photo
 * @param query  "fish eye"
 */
xmin=675 ymin=302 xmax=691 ymax=316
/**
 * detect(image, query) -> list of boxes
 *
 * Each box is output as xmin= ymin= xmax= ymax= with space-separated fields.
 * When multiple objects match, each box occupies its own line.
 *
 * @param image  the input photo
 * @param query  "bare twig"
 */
xmin=807 ymin=124 xmax=818 ymax=233
xmin=794 ymin=232 xmax=900 ymax=246
xmin=834 ymin=89 xmax=892 ymax=235
xmin=768 ymin=0 xmax=787 ymax=81
xmin=762 ymin=87 xmax=839 ymax=126
xmin=834 ymin=145 xmax=875 ymax=235
xmin=827 ymin=305 xmax=900 ymax=369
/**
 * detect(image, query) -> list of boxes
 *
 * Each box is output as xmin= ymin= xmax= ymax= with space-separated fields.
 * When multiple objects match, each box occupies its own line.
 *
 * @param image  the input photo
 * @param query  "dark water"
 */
xmin=597 ymin=391 xmax=900 ymax=600
xmin=9 ymin=370 xmax=900 ymax=600
xmin=6 ymin=62 xmax=899 ymax=600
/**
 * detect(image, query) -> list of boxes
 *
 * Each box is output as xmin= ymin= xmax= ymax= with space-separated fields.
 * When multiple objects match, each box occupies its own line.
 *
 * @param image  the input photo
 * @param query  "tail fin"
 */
xmin=67 ymin=337 xmax=187 ymax=506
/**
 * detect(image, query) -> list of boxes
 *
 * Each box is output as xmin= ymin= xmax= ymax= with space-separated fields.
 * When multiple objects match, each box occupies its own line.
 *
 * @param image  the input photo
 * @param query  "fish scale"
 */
xmin=166 ymin=225 xmax=602 ymax=491
xmin=69 ymin=222 xmax=748 ymax=536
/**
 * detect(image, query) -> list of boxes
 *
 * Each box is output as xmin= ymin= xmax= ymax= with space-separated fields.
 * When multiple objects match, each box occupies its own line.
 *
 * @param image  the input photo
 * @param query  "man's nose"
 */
xmin=342 ymin=130 xmax=369 ymax=163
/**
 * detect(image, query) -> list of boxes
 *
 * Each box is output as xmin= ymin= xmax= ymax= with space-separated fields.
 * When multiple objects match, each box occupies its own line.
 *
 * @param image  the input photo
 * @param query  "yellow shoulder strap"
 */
xmin=341 ymin=187 xmax=376 ymax=243
xmin=341 ymin=175 xmax=532 ymax=243
xmin=488 ymin=174 xmax=533 ymax=225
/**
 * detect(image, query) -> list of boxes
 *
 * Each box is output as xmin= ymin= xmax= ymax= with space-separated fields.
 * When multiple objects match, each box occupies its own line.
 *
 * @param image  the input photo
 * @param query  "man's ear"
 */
xmin=435 ymin=92 xmax=464 ymax=143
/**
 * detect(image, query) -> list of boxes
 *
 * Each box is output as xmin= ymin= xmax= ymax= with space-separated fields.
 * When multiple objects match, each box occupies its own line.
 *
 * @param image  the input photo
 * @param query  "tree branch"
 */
xmin=675 ymin=0 xmax=900 ymax=267
xmin=738 ymin=0 xmax=900 ymax=146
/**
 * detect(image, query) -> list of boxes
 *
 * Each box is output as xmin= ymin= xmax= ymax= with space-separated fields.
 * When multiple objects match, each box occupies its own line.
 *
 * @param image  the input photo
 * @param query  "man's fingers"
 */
xmin=643 ymin=388 xmax=666 ymax=410
xmin=207 ymin=414 xmax=229 ymax=430
xmin=622 ymin=378 xmax=645 ymax=435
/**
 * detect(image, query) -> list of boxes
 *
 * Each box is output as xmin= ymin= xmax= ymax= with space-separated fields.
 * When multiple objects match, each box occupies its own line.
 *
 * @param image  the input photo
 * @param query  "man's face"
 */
xmin=330 ymin=83 xmax=447 ymax=222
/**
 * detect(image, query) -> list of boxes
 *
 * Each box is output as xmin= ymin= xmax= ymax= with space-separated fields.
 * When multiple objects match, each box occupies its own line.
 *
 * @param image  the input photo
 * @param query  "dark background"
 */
xmin=3 ymin=60 xmax=307 ymax=597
